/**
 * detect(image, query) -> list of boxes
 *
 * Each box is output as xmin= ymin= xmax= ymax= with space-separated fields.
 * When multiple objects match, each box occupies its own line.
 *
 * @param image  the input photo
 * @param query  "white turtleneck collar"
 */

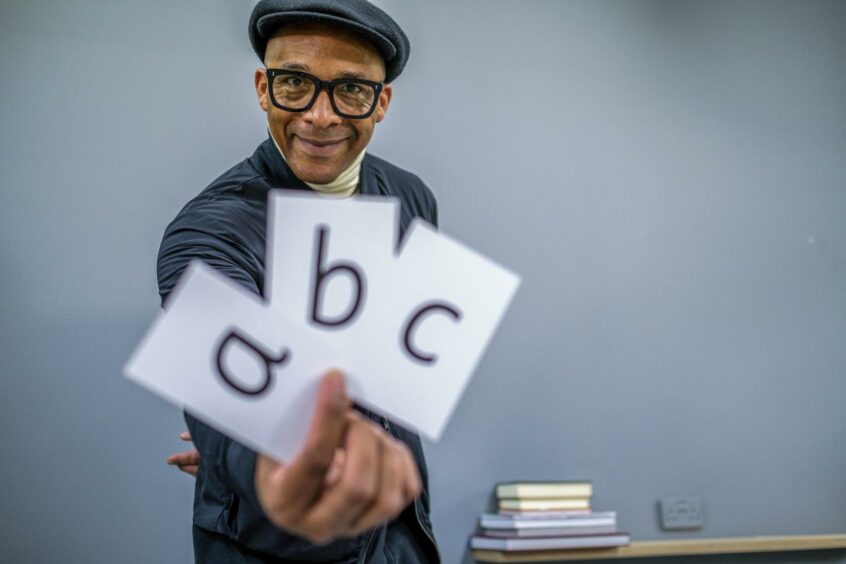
xmin=269 ymin=128 xmax=364 ymax=198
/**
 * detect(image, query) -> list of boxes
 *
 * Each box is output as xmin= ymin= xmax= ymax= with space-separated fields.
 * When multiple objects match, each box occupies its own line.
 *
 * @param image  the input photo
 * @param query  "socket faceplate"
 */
xmin=659 ymin=496 xmax=705 ymax=530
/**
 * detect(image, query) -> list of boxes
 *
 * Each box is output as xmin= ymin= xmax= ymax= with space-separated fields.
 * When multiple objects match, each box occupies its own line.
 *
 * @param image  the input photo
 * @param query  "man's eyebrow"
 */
xmin=277 ymin=63 xmax=378 ymax=81
xmin=279 ymin=62 xmax=310 ymax=71
xmin=336 ymin=71 xmax=373 ymax=80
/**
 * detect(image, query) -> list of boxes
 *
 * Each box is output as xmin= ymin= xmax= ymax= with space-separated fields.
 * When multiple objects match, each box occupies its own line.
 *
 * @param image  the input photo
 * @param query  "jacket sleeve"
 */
xmin=157 ymin=200 xmax=264 ymax=513
xmin=415 ymin=175 xmax=438 ymax=229
xmin=427 ymin=188 xmax=438 ymax=229
xmin=157 ymin=197 xmax=368 ymax=560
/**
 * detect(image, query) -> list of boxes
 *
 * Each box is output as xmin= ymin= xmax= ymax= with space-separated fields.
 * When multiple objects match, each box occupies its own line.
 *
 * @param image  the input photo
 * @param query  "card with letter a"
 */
xmin=125 ymin=261 xmax=340 ymax=462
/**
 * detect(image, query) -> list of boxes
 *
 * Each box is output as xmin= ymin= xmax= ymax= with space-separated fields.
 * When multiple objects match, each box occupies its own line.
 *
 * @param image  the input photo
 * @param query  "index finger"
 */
xmin=277 ymin=370 xmax=351 ymax=511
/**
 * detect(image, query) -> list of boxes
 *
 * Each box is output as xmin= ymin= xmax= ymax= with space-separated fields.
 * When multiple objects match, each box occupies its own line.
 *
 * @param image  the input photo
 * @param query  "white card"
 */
xmin=124 ymin=261 xmax=339 ymax=462
xmin=266 ymin=190 xmax=399 ymax=398
xmin=342 ymin=219 xmax=521 ymax=440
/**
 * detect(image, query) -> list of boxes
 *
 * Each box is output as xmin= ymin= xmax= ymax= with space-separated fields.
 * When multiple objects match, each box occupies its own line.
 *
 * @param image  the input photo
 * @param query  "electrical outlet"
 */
xmin=659 ymin=496 xmax=704 ymax=530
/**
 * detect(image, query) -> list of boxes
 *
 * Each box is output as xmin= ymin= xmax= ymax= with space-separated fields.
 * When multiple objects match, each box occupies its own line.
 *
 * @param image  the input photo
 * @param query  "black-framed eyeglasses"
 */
xmin=265 ymin=69 xmax=384 ymax=119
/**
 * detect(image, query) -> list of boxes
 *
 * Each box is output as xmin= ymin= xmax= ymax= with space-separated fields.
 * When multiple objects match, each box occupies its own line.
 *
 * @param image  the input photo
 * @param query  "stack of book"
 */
xmin=470 ymin=481 xmax=630 ymax=552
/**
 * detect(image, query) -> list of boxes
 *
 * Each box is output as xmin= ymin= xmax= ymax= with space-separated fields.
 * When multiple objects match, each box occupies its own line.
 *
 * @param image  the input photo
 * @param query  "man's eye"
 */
xmin=339 ymin=83 xmax=362 ymax=95
xmin=283 ymin=77 xmax=304 ymax=87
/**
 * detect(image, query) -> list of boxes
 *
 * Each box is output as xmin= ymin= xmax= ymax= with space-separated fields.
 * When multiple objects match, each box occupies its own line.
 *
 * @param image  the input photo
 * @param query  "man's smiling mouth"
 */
xmin=295 ymin=136 xmax=347 ymax=156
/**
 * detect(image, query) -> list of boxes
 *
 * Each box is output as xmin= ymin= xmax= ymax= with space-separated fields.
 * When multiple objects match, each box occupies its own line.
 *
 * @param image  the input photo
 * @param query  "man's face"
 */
xmin=255 ymin=22 xmax=392 ymax=184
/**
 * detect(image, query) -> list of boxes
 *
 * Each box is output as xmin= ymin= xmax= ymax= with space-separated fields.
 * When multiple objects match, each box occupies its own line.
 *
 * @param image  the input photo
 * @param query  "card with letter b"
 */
xmin=125 ymin=190 xmax=520 ymax=461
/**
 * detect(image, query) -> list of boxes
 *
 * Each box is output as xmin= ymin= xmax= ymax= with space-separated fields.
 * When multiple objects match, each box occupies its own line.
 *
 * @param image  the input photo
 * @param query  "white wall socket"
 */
xmin=659 ymin=496 xmax=705 ymax=530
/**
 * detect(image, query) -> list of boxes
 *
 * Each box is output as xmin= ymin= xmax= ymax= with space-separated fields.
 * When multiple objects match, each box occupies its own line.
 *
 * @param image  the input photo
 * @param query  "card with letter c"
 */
xmin=345 ymin=219 xmax=521 ymax=439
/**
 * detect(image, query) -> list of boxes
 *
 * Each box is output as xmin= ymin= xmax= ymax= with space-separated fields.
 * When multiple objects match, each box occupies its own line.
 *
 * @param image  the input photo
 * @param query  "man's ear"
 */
xmin=374 ymin=84 xmax=392 ymax=123
xmin=255 ymin=68 xmax=269 ymax=112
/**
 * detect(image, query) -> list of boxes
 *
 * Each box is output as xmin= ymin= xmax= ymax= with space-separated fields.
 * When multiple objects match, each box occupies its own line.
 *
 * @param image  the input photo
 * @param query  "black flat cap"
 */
xmin=249 ymin=0 xmax=410 ymax=83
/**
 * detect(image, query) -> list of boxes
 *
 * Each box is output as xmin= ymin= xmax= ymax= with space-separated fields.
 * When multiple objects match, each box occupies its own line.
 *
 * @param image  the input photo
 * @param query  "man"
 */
xmin=158 ymin=1 xmax=441 ymax=562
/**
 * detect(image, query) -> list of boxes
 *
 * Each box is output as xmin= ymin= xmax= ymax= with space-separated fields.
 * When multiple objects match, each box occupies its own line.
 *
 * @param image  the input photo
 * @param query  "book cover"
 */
xmin=499 ymin=498 xmax=591 ymax=512
xmin=497 ymin=509 xmax=591 ymax=517
xmin=480 ymin=511 xmax=617 ymax=530
xmin=483 ymin=525 xmax=618 ymax=538
xmin=470 ymin=532 xmax=630 ymax=551
xmin=496 ymin=481 xmax=593 ymax=500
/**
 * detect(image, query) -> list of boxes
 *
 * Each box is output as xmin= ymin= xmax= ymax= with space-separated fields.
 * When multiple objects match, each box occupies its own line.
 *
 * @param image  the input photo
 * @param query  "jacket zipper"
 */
xmin=370 ymin=417 xmax=441 ymax=563
xmin=357 ymin=528 xmax=378 ymax=564
xmin=413 ymin=498 xmax=441 ymax=564
xmin=384 ymin=417 xmax=441 ymax=563
xmin=357 ymin=416 xmax=391 ymax=564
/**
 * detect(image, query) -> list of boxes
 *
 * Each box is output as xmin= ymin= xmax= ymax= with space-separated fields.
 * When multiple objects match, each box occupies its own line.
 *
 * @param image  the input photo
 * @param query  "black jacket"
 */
xmin=157 ymin=137 xmax=440 ymax=563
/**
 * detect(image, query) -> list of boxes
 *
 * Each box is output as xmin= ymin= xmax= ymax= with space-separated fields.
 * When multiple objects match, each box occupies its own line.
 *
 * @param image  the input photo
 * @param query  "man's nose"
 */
xmin=303 ymin=90 xmax=342 ymax=128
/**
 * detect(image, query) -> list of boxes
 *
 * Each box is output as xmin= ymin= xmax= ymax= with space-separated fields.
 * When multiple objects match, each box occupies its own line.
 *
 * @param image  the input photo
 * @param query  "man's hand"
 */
xmin=255 ymin=370 xmax=422 ymax=544
xmin=166 ymin=431 xmax=200 ymax=477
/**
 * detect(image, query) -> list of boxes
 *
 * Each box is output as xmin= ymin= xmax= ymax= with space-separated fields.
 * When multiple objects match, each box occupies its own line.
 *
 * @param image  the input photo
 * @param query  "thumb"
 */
xmin=281 ymin=370 xmax=350 ymax=508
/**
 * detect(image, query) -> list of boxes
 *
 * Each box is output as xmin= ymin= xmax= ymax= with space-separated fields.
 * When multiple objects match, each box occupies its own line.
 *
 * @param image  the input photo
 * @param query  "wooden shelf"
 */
xmin=472 ymin=534 xmax=846 ymax=562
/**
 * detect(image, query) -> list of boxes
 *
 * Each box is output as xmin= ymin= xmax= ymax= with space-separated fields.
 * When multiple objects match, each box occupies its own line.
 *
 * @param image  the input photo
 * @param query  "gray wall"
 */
xmin=1 ymin=1 xmax=844 ymax=563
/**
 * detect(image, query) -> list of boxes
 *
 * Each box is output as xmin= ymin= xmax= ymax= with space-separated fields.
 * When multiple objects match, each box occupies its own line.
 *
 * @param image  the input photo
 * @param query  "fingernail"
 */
xmin=329 ymin=372 xmax=345 ymax=405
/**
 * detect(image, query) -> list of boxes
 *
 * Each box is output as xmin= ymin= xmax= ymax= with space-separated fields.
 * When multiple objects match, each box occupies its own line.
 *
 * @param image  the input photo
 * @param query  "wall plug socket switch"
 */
xmin=659 ymin=496 xmax=705 ymax=530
